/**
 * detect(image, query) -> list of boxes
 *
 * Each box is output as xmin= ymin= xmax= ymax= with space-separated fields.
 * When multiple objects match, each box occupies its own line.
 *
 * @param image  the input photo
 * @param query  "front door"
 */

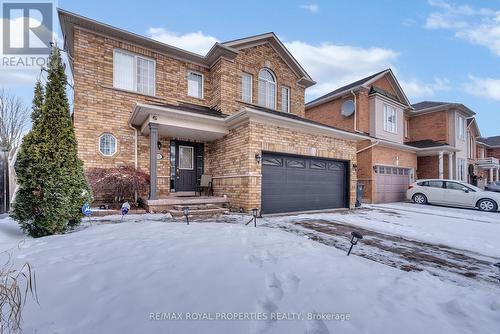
xmin=175 ymin=142 xmax=197 ymax=191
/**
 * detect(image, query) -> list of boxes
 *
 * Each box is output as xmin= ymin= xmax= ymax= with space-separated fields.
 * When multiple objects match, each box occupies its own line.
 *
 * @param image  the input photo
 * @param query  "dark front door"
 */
xmin=261 ymin=152 xmax=349 ymax=214
xmin=175 ymin=142 xmax=197 ymax=191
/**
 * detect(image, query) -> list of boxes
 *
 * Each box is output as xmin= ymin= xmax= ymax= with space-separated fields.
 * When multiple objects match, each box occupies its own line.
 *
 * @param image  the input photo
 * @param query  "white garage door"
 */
xmin=374 ymin=166 xmax=411 ymax=203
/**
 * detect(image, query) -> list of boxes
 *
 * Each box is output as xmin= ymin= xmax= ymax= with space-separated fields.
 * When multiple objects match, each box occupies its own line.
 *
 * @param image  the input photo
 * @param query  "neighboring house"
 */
xmin=408 ymin=102 xmax=479 ymax=184
xmin=305 ymin=69 xmax=419 ymax=203
xmin=476 ymin=136 xmax=500 ymax=187
xmin=58 ymin=9 xmax=367 ymax=214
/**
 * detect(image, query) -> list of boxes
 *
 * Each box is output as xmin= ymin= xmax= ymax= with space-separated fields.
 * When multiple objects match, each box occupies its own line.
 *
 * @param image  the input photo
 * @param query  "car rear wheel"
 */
xmin=412 ymin=193 xmax=427 ymax=205
xmin=477 ymin=199 xmax=498 ymax=212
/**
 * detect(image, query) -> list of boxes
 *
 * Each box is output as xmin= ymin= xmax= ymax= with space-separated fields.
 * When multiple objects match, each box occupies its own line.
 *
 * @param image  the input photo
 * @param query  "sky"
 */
xmin=1 ymin=0 xmax=500 ymax=136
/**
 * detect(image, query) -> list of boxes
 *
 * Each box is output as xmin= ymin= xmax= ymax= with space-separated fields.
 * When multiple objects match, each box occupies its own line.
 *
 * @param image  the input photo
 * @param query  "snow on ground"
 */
xmin=264 ymin=203 xmax=500 ymax=258
xmin=1 ymin=214 xmax=499 ymax=334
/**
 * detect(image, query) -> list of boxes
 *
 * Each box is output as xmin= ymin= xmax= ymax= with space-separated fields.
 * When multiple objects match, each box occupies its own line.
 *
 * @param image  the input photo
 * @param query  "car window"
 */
xmin=426 ymin=181 xmax=444 ymax=188
xmin=495 ymin=182 xmax=500 ymax=186
xmin=446 ymin=182 xmax=466 ymax=191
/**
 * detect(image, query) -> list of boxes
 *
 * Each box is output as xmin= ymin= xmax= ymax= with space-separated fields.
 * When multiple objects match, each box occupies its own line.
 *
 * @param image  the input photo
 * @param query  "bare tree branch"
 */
xmin=0 ymin=89 xmax=30 ymax=152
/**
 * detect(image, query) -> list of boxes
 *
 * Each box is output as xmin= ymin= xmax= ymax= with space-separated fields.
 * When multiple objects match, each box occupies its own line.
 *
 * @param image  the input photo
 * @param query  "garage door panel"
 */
xmin=374 ymin=166 xmax=411 ymax=203
xmin=262 ymin=153 xmax=348 ymax=214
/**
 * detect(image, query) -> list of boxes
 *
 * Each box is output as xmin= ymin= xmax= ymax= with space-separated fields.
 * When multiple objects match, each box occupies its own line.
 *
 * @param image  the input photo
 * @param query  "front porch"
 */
xmin=475 ymin=157 xmax=500 ymax=186
xmin=145 ymin=194 xmax=230 ymax=213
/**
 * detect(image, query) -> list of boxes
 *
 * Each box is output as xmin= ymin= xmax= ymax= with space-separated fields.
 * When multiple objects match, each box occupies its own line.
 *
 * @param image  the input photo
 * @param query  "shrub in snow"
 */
xmin=11 ymin=47 xmax=92 ymax=237
xmin=86 ymin=166 xmax=149 ymax=205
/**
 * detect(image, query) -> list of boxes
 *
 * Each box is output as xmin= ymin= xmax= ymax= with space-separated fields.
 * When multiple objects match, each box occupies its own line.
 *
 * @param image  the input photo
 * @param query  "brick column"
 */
xmin=438 ymin=151 xmax=444 ymax=179
xmin=149 ymin=123 xmax=159 ymax=200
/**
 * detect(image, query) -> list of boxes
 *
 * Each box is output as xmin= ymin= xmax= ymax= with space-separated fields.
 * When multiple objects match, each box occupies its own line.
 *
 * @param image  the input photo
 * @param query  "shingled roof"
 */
xmin=478 ymin=136 xmax=500 ymax=147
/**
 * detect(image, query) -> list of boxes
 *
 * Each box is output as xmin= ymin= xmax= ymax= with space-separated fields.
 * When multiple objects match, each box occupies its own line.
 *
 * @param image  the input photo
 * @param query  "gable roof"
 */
xmin=222 ymin=33 xmax=315 ymax=87
xmin=411 ymin=101 xmax=476 ymax=116
xmin=478 ymin=136 xmax=500 ymax=147
xmin=58 ymin=9 xmax=315 ymax=87
xmin=305 ymin=68 xmax=411 ymax=109
xmin=467 ymin=117 xmax=481 ymax=137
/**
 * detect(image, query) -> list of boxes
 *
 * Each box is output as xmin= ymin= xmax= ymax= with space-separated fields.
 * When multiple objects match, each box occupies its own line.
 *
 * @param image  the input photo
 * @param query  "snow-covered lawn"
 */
xmin=1 ymin=213 xmax=499 ymax=334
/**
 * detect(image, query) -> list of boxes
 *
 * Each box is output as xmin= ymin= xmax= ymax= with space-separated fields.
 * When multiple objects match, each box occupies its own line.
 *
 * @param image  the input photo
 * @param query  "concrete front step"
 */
xmin=169 ymin=207 xmax=229 ymax=218
xmin=146 ymin=196 xmax=230 ymax=213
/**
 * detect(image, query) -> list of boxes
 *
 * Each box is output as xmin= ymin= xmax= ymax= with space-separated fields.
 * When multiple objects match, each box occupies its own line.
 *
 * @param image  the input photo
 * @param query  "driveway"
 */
xmin=263 ymin=203 xmax=500 ymax=284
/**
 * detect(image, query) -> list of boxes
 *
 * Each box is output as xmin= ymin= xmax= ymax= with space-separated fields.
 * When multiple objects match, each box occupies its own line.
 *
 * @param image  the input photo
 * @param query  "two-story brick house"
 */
xmin=58 ymin=9 xmax=368 ymax=214
xmin=476 ymin=136 xmax=500 ymax=187
xmin=306 ymin=69 xmax=421 ymax=203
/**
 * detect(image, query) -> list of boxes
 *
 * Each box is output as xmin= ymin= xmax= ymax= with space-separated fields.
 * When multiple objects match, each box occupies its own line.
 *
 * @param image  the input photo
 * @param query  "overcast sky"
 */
xmin=2 ymin=0 xmax=500 ymax=136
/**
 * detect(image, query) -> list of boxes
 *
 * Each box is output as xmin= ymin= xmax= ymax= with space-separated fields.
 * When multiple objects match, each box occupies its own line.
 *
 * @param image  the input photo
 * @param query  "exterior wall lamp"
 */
xmin=255 ymin=153 xmax=262 ymax=164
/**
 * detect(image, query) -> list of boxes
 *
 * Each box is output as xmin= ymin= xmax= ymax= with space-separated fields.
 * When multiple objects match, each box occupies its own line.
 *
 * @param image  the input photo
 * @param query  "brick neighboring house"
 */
xmin=476 ymin=136 xmax=500 ymax=187
xmin=407 ymin=101 xmax=493 ymax=186
xmin=306 ymin=69 xmax=422 ymax=203
xmin=58 ymin=9 xmax=367 ymax=214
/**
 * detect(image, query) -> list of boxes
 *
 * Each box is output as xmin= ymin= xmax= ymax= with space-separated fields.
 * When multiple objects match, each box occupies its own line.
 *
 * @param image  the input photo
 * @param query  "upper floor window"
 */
xmin=457 ymin=115 xmax=465 ymax=140
xmin=241 ymin=72 xmax=252 ymax=103
xmin=281 ymin=86 xmax=290 ymax=113
xmin=187 ymin=71 xmax=203 ymax=99
xmin=383 ymin=105 xmax=397 ymax=133
xmin=113 ymin=49 xmax=155 ymax=95
xmin=258 ymin=68 xmax=276 ymax=109
xmin=99 ymin=133 xmax=117 ymax=156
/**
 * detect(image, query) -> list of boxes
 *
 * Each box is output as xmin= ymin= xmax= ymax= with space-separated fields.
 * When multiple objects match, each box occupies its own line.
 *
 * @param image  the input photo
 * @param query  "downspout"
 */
xmin=350 ymin=90 xmax=365 ymax=134
xmin=128 ymin=123 xmax=138 ymax=203
xmin=128 ymin=123 xmax=138 ymax=169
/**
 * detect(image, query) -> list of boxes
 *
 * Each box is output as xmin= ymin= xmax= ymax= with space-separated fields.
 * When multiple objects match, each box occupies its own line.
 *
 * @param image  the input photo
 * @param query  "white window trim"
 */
xmin=187 ymin=70 xmax=204 ymax=99
xmin=113 ymin=49 xmax=156 ymax=96
xmin=98 ymin=133 xmax=118 ymax=157
xmin=457 ymin=115 xmax=465 ymax=141
xmin=241 ymin=72 xmax=253 ymax=103
xmin=383 ymin=104 xmax=397 ymax=134
xmin=404 ymin=118 xmax=409 ymax=138
xmin=281 ymin=86 xmax=291 ymax=113
xmin=258 ymin=68 xmax=277 ymax=110
xmin=178 ymin=145 xmax=194 ymax=170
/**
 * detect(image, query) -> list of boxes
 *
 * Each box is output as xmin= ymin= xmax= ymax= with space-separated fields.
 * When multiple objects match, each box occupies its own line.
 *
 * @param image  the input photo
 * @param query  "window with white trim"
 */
xmin=99 ymin=133 xmax=117 ymax=156
xmin=258 ymin=68 xmax=276 ymax=109
xmin=383 ymin=105 xmax=397 ymax=133
xmin=241 ymin=72 xmax=252 ymax=103
xmin=281 ymin=86 xmax=290 ymax=113
xmin=187 ymin=71 xmax=203 ymax=99
xmin=404 ymin=118 xmax=409 ymax=138
xmin=113 ymin=49 xmax=155 ymax=95
xmin=458 ymin=158 xmax=466 ymax=181
xmin=457 ymin=115 xmax=465 ymax=140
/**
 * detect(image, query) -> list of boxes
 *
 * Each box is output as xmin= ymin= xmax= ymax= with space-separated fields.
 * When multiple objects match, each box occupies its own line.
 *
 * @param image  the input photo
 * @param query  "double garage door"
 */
xmin=261 ymin=153 xmax=349 ymax=214
xmin=374 ymin=165 xmax=411 ymax=203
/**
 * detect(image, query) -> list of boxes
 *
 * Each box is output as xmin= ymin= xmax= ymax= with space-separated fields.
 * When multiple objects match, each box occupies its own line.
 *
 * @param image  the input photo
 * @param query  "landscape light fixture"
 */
xmin=347 ymin=231 xmax=363 ymax=256
xmin=494 ymin=263 xmax=500 ymax=282
xmin=251 ymin=208 xmax=259 ymax=227
xmin=182 ymin=207 xmax=190 ymax=225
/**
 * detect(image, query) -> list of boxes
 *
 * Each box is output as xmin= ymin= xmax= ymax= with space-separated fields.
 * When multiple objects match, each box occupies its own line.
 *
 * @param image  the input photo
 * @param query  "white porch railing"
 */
xmin=476 ymin=157 xmax=500 ymax=168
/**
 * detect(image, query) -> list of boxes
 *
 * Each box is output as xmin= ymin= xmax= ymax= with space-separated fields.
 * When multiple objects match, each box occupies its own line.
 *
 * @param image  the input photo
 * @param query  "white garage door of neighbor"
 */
xmin=375 ymin=166 xmax=411 ymax=203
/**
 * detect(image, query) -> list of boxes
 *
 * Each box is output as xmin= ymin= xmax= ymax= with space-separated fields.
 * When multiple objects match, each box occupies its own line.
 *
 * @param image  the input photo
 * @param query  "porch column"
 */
xmin=496 ymin=168 xmax=499 ymax=182
xmin=149 ymin=123 xmax=159 ymax=200
xmin=489 ymin=168 xmax=494 ymax=183
xmin=448 ymin=153 xmax=453 ymax=180
xmin=438 ymin=151 xmax=444 ymax=179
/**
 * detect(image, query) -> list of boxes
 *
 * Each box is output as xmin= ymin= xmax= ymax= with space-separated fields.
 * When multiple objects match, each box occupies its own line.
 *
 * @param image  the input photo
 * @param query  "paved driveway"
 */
xmin=264 ymin=203 xmax=500 ymax=284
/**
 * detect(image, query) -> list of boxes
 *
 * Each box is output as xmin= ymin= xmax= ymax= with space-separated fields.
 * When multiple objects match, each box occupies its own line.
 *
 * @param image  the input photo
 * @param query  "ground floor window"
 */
xmin=458 ymin=158 xmax=466 ymax=181
xmin=99 ymin=133 xmax=117 ymax=156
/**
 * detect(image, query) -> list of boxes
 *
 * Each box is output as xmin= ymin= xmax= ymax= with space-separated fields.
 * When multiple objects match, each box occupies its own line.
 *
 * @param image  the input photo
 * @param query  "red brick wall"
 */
xmin=409 ymin=111 xmax=449 ymax=143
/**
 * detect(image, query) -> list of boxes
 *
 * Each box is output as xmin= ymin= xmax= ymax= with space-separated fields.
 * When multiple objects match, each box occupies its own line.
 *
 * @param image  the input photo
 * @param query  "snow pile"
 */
xmin=0 ymin=216 xmax=498 ymax=334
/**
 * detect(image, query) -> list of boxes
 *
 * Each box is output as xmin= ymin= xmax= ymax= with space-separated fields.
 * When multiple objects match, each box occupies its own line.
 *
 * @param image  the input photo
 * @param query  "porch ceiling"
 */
xmin=131 ymin=103 xmax=229 ymax=141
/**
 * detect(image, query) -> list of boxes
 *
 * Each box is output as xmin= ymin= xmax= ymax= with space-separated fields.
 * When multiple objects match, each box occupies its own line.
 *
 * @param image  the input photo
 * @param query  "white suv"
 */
xmin=407 ymin=179 xmax=500 ymax=212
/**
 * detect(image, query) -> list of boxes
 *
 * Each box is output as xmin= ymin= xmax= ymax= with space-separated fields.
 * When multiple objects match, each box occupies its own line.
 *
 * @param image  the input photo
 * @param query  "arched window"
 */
xmin=99 ymin=133 xmax=117 ymax=156
xmin=258 ymin=68 xmax=276 ymax=109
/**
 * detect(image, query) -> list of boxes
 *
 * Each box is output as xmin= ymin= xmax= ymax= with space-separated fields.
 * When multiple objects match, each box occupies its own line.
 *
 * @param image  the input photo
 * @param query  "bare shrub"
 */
xmin=86 ymin=166 xmax=150 ymax=205
xmin=0 ymin=253 xmax=38 ymax=333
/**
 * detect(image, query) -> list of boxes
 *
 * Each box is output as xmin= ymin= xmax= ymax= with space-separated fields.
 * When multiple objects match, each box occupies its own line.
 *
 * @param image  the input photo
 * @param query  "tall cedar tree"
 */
xmin=12 ymin=47 xmax=91 ymax=237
